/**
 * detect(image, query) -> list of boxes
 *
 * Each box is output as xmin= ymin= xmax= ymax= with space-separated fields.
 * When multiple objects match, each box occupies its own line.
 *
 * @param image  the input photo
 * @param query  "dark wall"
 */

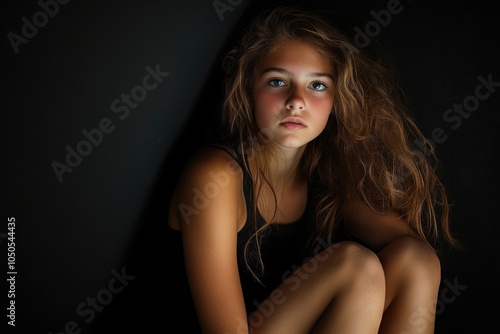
xmin=2 ymin=0 xmax=499 ymax=333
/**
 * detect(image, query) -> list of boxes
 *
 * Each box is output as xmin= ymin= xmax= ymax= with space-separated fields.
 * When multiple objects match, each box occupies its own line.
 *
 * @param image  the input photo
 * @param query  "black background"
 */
xmin=2 ymin=0 xmax=499 ymax=333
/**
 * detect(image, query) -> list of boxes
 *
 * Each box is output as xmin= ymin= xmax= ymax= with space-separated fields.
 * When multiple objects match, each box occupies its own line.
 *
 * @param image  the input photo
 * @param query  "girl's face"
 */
xmin=252 ymin=40 xmax=334 ymax=149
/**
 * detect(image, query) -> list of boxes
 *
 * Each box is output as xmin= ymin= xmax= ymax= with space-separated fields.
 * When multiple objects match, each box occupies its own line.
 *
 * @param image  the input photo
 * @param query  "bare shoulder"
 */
xmin=168 ymin=146 xmax=244 ymax=230
xmin=169 ymin=147 xmax=249 ymax=333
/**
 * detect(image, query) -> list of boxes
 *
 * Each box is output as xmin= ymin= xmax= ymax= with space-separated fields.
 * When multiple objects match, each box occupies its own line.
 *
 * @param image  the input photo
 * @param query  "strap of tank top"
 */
xmin=204 ymin=143 xmax=244 ymax=169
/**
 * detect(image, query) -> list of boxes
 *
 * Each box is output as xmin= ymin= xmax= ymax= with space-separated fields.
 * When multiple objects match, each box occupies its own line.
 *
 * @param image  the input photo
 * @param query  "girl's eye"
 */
xmin=310 ymin=82 xmax=327 ymax=91
xmin=268 ymin=79 xmax=285 ymax=87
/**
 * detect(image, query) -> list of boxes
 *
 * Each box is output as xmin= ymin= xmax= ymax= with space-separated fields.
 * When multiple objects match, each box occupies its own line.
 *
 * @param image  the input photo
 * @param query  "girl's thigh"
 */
xmin=249 ymin=241 xmax=386 ymax=334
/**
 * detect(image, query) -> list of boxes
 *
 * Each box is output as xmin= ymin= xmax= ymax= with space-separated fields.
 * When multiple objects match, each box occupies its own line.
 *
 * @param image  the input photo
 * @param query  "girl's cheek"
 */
xmin=259 ymin=91 xmax=280 ymax=106
xmin=313 ymin=96 xmax=334 ymax=112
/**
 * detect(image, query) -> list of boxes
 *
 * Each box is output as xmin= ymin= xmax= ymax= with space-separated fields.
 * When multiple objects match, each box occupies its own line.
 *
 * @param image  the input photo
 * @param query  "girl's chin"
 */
xmin=273 ymin=139 xmax=308 ymax=149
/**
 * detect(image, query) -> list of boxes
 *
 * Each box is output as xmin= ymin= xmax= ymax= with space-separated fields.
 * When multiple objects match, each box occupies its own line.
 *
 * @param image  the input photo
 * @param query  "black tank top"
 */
xmin=167 ymin=144 xmax=314 ymax=322
xmin=217 ymin=145 xmax=314 ymax=315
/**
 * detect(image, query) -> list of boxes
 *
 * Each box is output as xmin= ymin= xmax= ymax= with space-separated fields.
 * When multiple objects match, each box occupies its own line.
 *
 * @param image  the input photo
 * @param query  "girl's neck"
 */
xmin=251 ymin=144 xmax=306 ymax=187
xmin=249 ymin=144 xmax=308 ymax=224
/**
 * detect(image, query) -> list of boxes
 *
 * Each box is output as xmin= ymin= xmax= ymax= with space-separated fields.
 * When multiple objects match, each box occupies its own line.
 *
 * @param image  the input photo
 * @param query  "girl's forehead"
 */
xmin=256 ymin=40 xmax=333 ymax=74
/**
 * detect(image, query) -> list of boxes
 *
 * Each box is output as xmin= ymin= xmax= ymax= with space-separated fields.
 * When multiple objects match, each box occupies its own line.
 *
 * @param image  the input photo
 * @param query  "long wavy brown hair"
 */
xmin=219 ymin=5 xmax=459 ymax=279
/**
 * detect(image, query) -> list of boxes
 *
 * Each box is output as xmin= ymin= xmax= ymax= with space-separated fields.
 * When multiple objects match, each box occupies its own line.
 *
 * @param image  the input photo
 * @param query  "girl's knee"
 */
xmin=380 ymin=236 xmax=441 ymax=286
xmin=326 ymin=241 xmax=385 ymax=287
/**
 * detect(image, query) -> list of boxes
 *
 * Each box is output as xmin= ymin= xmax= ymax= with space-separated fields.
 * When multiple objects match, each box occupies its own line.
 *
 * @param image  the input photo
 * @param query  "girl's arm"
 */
xmin=343 ymin=199 xmax=419 ymax=252
xmin=169 ymin=148 xmax=248 ymax=334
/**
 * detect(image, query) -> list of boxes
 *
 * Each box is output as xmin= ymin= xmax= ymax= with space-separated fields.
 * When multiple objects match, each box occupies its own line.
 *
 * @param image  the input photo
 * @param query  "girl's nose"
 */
xmin=286 ymin=88 xmax=305 ymax=113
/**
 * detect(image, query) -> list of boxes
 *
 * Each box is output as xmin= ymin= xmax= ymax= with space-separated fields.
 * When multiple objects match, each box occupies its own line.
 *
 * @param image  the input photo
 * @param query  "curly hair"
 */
xmin=220 ymin=5 xmax=459 ymax=280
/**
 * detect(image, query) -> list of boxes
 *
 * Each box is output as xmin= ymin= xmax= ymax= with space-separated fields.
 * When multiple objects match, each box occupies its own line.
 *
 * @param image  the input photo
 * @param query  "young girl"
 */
xmin=168 ymin=6 xmax=458 ymax=334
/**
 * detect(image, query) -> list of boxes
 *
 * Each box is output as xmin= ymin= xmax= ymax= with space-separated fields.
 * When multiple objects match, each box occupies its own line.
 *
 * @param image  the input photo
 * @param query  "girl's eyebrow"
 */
xmin=261 ymin=67 xmax=334 ymax=80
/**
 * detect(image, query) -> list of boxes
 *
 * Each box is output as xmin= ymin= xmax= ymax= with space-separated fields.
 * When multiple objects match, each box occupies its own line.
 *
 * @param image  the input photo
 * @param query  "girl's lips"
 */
xmin=281 ymin=116 xmax=305 ymax=125
xmin=281 ymin=122 xmax=306 ymax=130
xmin=280 ymin=116 xmax=306 ymax=130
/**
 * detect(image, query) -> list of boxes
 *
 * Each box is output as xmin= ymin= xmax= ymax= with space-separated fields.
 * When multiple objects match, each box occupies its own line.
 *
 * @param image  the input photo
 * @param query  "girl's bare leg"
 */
xmin=377 ymin=236 xmax=441 ymax=334
xmin=249 ymin=241 xmax=385 ymax=334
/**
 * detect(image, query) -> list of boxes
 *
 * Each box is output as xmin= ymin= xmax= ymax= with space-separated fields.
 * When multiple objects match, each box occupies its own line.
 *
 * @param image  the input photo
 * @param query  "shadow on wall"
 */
xmin=88 ymin=2 xmax=261 ymax=333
